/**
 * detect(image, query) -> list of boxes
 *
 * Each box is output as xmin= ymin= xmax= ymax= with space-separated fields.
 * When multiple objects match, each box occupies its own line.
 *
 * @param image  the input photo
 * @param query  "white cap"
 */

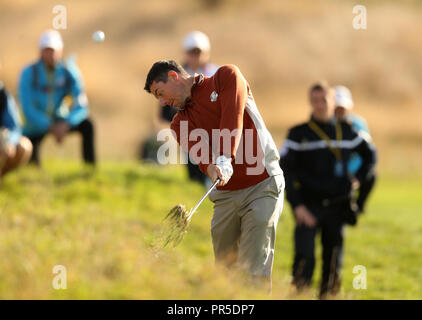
xmin=183 ymin=31 xmax=210 ymax=52
xmin=39 ymin=30 xmax=63 ymax=50
xmin=334 ymin=85 xmax=354 ymax=109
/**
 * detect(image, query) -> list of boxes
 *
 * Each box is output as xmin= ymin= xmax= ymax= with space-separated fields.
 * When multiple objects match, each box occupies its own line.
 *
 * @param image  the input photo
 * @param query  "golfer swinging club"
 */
xmin=144 ymin=60 xmax=284 ymax=290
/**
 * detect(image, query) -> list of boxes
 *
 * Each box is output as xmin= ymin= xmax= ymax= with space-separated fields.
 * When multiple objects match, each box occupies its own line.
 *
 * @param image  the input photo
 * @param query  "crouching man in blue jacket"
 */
xmin=0 ymin=81 xmax=32 ymax=181
xmin=18 ymin=30 xmax=96 ymax=166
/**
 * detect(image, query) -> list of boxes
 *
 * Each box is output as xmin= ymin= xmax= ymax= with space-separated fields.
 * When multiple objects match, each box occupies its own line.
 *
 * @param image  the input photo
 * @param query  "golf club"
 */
xmin=187 ymin=177 xmax=220 ymax=221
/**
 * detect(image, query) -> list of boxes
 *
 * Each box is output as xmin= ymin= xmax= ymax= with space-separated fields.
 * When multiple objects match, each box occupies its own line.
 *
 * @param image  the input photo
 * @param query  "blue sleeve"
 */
xmin=66 ymin=69 xmax=89 ymax=127
xmin=19 ymin=66 xmax=51 ymax=132
xmin=350 ymin=114 xmax=370 ymax=135
xmin=2 ymin=92 xmax=22 ymax=146
xmin=353 ymin=133 xmax=376 ymax=184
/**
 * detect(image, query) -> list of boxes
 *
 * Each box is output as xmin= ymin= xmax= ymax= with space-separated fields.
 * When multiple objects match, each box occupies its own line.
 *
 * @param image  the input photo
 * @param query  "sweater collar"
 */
xmin=192 ymin=73 xmax=204 ymax=90
xmin=182 ymin=74 xmax=204 ymax=110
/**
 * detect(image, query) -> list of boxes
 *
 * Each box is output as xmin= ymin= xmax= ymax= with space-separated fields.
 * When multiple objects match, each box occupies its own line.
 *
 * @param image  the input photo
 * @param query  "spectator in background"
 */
xmin=280 ymin=82 xmax=376 ymax=299
xmin=18 ymin=30 xmax=96 ymax=166
xmin=334 ymin=85 xmax=377 ymax=213
xmin=0 ymin=81 xmax=32 ymax=182
xmin=152 ymin=31 xmax=219 ymax=188
xmin=182 ymin=31 xmax=219 ymax=77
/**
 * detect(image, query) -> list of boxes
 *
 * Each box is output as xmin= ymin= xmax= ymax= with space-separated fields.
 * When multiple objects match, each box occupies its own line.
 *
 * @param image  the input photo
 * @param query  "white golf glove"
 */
xmin=216 ymin=155 xmax=233 ymax=183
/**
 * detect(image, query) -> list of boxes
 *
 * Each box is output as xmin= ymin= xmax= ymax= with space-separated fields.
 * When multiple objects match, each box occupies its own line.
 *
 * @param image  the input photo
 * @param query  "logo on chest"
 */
xmin=210 ymin=91 xmax=218 ymax=102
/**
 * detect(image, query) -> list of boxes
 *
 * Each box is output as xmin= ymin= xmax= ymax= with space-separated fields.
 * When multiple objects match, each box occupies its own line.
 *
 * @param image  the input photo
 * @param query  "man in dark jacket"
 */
xmin=279 ymin=82 xmax=376 ymax=299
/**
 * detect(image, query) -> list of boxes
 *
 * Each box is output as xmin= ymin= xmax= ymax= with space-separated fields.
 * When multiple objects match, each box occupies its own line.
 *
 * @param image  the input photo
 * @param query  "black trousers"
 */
xmin=292 ymin=203 xmax=345 ymax=296
xmin=28 ymin=118 xmax=96 ymax=166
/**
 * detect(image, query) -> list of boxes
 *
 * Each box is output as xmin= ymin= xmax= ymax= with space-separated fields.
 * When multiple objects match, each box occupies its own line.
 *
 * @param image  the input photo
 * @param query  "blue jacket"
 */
xmin=345 ymin=113 xmax=374 ymax=175
xmin=0 ymin=82 xmax=22 ymax=146
xmin=18 ymin=59 xmax=89 ymax=137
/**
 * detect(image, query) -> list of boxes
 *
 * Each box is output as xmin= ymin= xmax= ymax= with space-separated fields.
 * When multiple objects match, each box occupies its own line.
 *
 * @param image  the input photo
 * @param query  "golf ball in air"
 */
xmin=92 ymin=30 xmax=105 ymax=42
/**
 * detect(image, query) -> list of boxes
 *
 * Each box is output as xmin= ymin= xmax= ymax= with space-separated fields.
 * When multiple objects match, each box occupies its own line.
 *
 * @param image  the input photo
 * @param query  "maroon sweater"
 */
xmin=171 ymin=64 xmax=280 ymax=190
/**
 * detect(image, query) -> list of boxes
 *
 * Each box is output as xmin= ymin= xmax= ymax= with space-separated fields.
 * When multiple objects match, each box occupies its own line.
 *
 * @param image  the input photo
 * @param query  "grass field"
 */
xmin=0 ymin=0 xmax=420 ymax=301
xmin=0 ymin=159 xmax=420 ymax=299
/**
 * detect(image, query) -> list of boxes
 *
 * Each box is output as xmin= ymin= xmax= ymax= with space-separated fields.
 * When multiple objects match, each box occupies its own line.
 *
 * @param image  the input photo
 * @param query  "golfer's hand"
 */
xmin=207 ymin=164 xmax=227 ymax=187
xmin=294 ymin=205 xmax=317 ymax=227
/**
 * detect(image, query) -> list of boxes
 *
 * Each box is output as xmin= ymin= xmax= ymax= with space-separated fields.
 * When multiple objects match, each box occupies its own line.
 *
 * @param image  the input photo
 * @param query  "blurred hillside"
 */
xmin=0 ymin=0 xmax=421 ymax=173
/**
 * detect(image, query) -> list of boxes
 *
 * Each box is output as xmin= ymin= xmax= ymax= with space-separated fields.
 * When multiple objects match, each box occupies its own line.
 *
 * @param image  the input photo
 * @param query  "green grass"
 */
xmin=0 ymin=160 xmax=421 ymax=299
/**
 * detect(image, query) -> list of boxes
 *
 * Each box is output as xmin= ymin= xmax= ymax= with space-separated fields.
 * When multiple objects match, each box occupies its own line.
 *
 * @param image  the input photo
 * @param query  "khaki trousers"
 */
xmin=209 ymin=175 xmax=284 ymax=282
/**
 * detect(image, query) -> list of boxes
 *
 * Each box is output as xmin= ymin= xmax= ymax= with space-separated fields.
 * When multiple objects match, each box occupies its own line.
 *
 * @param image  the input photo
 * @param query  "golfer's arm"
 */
xmin=217 ymin=65 xmax=247 ymax=161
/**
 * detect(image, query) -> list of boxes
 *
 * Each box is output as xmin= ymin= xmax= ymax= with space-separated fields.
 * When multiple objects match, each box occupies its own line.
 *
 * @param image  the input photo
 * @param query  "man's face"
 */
xmin=334 ymin=106 xmax=347 ymax=119
xmin=310 ymin=89 xmax=334 ymax=120
xmin=150 ymin=71 xmax=188 ymax=108
xmin=185 ymin=48 xmax=210 ymax=71
xmin=185 ymin=48 xmax=201 ymax=70
xmin=41 ymin=47 xmax=62 ymax=68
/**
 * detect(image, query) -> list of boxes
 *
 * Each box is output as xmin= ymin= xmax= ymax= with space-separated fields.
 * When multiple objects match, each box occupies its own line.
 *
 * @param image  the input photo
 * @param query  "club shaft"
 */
xmin=187 ymin=178 xmax=220 ymax=221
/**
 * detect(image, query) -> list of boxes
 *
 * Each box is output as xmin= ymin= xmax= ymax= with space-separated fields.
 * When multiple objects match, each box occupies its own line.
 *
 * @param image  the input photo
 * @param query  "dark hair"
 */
xmin=309 ymin=81 xmax=330 ymax=97
xmin=144 ymin=60 xmax=187 ymax=93
xmin=309 ymin=81 xmax=335 ymax=102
